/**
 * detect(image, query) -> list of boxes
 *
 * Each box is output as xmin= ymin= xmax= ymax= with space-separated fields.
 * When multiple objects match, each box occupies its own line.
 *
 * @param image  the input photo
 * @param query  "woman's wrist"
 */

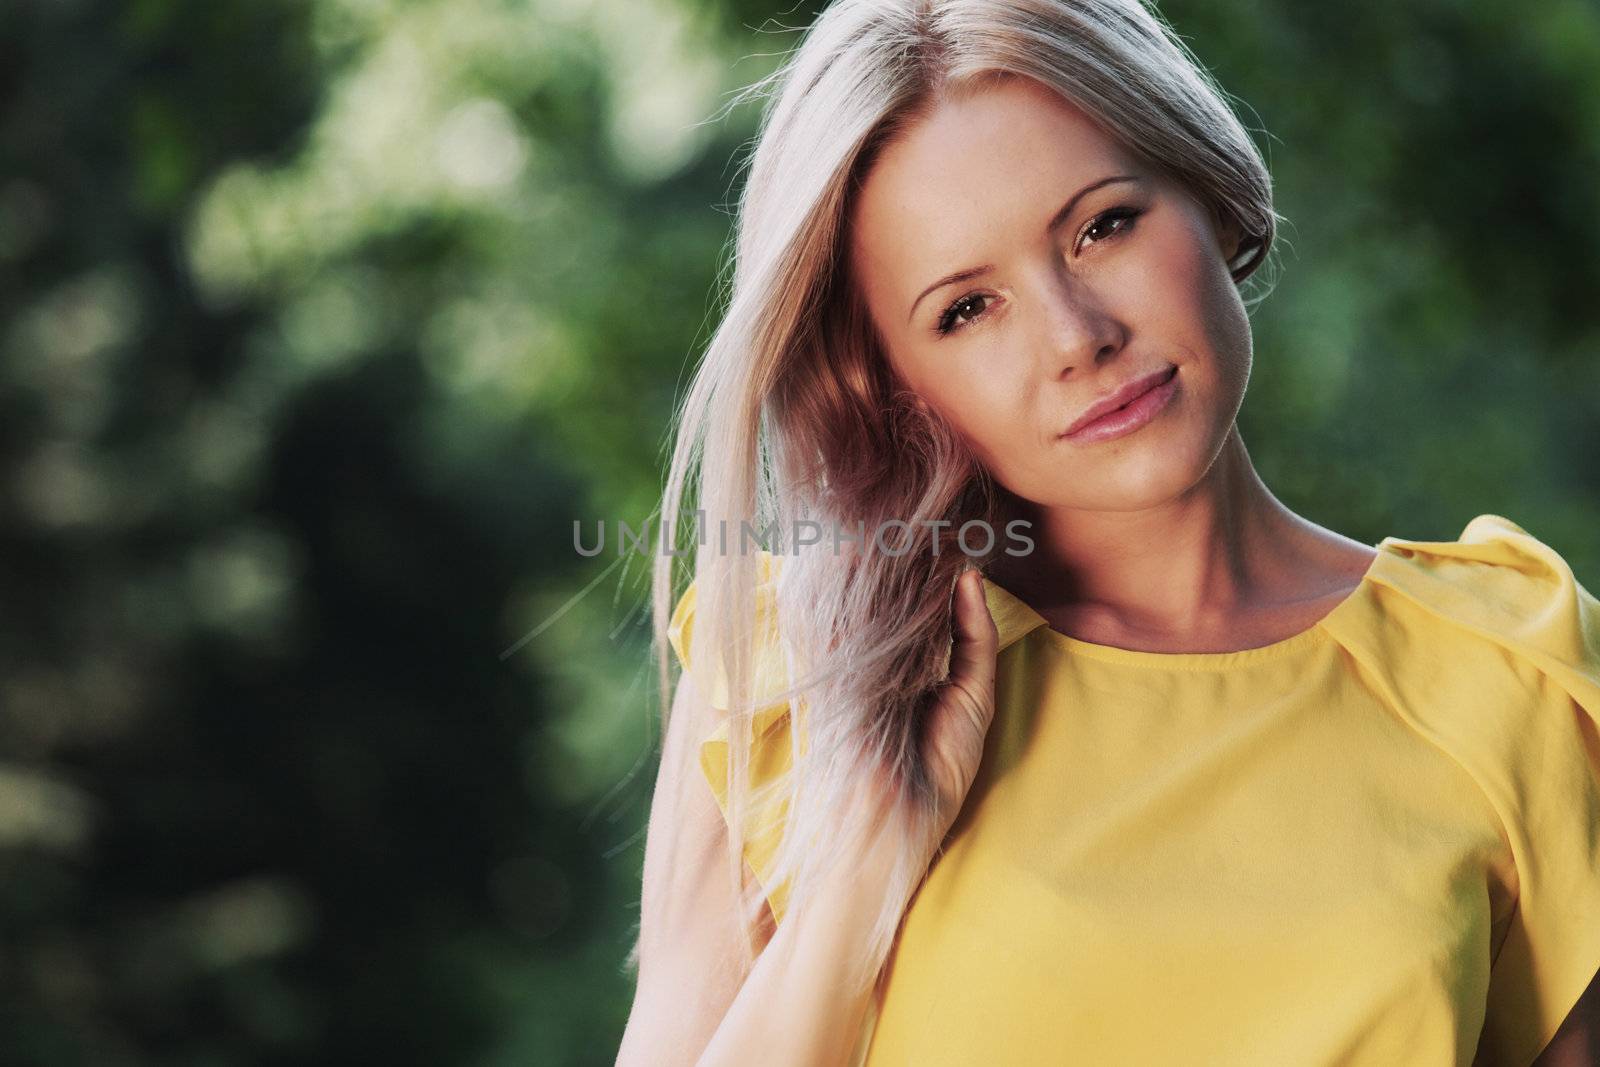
xmin=696 ymin=826 xmax=905 ymax=1067
xmin=813 ymin=793 xmax=930 ymax=939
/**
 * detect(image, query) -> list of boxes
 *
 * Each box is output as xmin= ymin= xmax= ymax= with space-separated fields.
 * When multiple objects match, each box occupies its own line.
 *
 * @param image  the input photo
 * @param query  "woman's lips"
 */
xmin=1059 ymin=365 xmax=1179 ymax=445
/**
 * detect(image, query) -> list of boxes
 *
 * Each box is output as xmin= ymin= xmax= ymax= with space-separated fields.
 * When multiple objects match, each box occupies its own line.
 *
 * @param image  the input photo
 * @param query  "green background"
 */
xmin=1 ymin=0 xmax=1596 ymax=1063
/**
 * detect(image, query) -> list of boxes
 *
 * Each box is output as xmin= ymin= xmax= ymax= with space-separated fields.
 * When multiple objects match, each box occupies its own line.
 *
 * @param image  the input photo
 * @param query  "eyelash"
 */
xmin=933 ymin=205 xmax=1145 ymax=337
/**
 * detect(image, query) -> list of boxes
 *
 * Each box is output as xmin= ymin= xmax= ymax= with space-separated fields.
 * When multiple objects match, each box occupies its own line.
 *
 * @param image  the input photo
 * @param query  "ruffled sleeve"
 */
xmin=1361 ymin=513 xmax=1600 ymax=1066
xmin=667 ymin=556 xmax=1052 ymax=929
xmin=667 ymin=551 xmax=800 ymax=926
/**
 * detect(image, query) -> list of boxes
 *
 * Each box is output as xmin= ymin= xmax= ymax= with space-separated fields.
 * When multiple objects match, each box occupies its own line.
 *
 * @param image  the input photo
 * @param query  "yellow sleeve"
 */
xmin=1388 ymin=515 xmax=1600 ymax=1066
xmin=666 ymin=555 xmax=798 ymax=925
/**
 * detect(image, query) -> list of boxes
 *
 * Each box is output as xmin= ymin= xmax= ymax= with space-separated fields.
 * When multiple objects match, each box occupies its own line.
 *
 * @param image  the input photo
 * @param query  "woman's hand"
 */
xmin=833 ymin=565 xmax=1000 ymax=893
xmin=916 ymin=566 xmax=1001 ymax=850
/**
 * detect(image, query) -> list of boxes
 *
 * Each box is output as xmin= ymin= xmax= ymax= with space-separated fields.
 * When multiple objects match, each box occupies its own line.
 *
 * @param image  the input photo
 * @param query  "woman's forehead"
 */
xmin=847 ymin=83 xmax=1146 ymax=305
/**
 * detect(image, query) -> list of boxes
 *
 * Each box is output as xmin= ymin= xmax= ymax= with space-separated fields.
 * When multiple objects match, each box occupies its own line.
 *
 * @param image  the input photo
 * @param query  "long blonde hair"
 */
xmin=643 ymin=0 xmax=1281 ymax=992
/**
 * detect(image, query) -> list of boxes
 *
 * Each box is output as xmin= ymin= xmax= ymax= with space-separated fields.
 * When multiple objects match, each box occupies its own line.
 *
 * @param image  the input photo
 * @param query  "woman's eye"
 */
xmin=1078 ymin=205 xmax=1143 ymax=252
xmin=932 ymin=206 xmax=1143 ymax=338
xmin=935 ymin=293 xmax=991 ymax=336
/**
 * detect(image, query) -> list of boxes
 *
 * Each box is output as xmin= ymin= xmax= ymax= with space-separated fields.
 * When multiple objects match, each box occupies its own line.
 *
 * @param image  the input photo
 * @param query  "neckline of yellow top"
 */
xmin=980 ymin=539 xmax=1400 ymax=670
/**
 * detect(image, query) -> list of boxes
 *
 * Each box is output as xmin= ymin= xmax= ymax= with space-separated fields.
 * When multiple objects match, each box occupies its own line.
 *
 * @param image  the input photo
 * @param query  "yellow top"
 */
xmin=667 ymin=515 xmax=1600 ymax=1067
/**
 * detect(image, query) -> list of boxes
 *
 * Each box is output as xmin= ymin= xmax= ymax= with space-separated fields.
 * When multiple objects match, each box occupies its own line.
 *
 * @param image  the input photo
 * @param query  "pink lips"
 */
xmin=1060 ymin=365 xmax=1179 ymax=444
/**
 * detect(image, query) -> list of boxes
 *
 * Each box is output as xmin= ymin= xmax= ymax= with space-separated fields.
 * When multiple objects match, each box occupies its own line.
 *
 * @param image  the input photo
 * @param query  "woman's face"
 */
xmin=847 ymin=75 xmax=1252 ymax=513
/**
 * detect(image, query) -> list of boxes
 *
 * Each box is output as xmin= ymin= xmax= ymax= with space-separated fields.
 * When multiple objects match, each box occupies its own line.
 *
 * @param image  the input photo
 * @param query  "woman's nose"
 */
xmin=1036 ymin=277 xmax=1126 ymax=380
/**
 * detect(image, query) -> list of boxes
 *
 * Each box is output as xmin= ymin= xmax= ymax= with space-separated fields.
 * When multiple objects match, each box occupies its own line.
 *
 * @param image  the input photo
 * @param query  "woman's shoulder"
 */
xmin=667 ymin=549 xmax=783 ymax=670
xmin=1323 ymin=512 xmax=1600 ymax=802
xmin=667 ymin=548 xmax=791 ymax=710
xmin=1351 ymin=514 xmax=1600 ymax=1067
xmin=666 ymin=548 xmax=798 ymax=922
xmin=1341 ymin=513 xmax=1599 ymax=689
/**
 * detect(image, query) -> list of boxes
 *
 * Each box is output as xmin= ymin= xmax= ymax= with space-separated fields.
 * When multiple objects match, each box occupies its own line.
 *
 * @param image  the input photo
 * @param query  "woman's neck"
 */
xmin=984 ymin=427 xmax=1375 ymax=647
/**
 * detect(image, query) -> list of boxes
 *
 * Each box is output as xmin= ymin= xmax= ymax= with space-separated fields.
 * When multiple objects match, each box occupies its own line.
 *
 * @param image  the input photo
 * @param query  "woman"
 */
xmin=618 ymin=1 xmax=1600 ymax=1064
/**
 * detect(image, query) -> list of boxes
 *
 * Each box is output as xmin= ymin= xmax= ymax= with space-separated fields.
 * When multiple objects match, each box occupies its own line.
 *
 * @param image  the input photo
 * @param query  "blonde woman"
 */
xmin=617 ymin=1 xmax=1600 ymax=1064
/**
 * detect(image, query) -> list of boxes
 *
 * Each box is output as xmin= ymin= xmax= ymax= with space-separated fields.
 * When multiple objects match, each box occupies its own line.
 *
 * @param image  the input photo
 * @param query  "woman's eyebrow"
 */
xmin=905 ymin=173 xmax=1143 ymax=324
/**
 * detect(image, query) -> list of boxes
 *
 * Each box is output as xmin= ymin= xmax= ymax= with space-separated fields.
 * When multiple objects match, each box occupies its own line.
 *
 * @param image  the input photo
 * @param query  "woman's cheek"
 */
xmin=970 ymin=390 xmax=1029 ymax=457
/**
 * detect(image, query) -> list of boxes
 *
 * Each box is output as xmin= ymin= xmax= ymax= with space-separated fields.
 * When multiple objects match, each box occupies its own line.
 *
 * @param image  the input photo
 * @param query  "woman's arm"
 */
xmin=692 ymin=815 xmax=903 ymax=1067
xmin=616 ymin=671 xmax=777 ymax=1065
xmin=617 ymin=666 xmax=900 ymax=1067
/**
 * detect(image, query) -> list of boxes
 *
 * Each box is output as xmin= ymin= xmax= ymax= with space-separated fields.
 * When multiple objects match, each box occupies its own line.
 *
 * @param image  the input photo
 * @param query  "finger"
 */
xmin=948 ymin=567 xmax=999 ymax=697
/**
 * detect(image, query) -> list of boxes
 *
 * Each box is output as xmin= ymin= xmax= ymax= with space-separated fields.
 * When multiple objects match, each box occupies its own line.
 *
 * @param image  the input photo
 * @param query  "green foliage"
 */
xmin=0 ymin=0 xmax=1594 ymax=1063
